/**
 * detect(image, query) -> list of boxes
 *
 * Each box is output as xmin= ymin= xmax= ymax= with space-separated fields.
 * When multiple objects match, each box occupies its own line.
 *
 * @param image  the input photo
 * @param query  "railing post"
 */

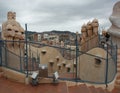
xmin=31 ymin=53 xmax=33 ymax=70
xmin=105 ymin=43 xmax=108 ymax=88
xmin=0 ymin=40 xmax=2 ymax=66
xmin=110 ymin=37 xmax=112 ymax=54
xmin=5 ymin=40 xmax=8 ymax=67
xmin=25 ymin=24 xmax=28 ymax=78
xmin=75 ymin=32 xmax=79 ymax=82
xmin=19 ymin=40 xmax=22 ymax=72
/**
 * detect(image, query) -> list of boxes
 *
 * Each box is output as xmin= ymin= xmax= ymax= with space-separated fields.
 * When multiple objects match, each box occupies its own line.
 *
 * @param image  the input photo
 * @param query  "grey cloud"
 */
xmin=0 ymin=0 xmax=119 ymax=32
xmin=32 ymin=0 xmax=116 ymax=22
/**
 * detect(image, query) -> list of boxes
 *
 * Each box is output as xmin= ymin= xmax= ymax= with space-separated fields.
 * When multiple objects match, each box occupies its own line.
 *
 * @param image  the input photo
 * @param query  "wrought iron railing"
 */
xmin=0 ymin=32 xmax=117 ymax=87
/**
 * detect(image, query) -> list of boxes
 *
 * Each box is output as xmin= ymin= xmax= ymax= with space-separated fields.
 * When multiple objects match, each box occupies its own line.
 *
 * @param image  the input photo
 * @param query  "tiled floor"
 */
xmin=112 ymin=89 xmax=120 ymax=93
xmin=0 ymin=77 xmax=68 ymax=93
xmin=1 ymin=77 xmax=120 ymax=93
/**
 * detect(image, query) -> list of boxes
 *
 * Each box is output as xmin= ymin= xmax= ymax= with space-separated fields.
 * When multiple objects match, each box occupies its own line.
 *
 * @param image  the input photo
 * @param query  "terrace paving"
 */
xmin=0 ymin=77 xmax=68 ymax=93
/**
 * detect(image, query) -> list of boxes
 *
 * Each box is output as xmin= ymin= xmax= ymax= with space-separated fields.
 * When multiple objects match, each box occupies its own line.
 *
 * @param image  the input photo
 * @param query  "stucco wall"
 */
xmin=2 ymin=45 xmax=115 ymax=83
xmin=79 ymin=48 xmax=115 ymax=83
xmin=30 ymin=46 xmax=73 ymax=74
xmin=30 ymin=46 xmax=115 ymax=83
xmin=2 ymin=67 xmax=26 ymax=83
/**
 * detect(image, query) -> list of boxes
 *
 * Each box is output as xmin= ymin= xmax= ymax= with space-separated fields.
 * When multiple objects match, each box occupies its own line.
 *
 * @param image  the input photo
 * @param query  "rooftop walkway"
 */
xmin=0 ymin=76 xmax=120 ymax=93
xmin=0 ymin=77 xmax=68 ymax=93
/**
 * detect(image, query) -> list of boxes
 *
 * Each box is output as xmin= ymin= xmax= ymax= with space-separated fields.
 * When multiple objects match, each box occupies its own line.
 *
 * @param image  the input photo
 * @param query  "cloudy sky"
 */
xmin=0 ymin=0 xmax=119 ymax=33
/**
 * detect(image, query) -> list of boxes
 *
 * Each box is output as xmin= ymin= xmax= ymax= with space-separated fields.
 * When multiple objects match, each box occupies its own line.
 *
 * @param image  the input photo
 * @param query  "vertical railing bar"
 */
xmin=25 ymin=24 xmax=28 ymax=77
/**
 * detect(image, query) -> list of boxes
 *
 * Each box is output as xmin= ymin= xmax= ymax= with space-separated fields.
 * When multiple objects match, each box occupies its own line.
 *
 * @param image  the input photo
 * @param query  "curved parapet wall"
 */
xmin=30 ymin=45 xmax=116 ymax=83
xmin=79 ymin=47 xmax=115 ymax=83
xmin=30 ymin=45 xmax=74 ymax=74
xmin=1 ymin=43 xmax=116 ymax=84
xmin=2 ymin=67 xmax=26 ymax=83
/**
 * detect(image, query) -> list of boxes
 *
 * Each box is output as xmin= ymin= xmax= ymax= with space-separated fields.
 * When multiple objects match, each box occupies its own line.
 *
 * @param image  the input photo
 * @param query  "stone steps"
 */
xmin=113 ymin=49 xmax=120 ymax=91
xmin=114 ymin=84 xmax=120 ymax=90
xmin=117 ymin=63 xmax=120 ymax=73
xmin=115 ymin=80 xmax=120 ymax=85
xmin=117 ymin=62 xmax=120 ymax=68
xmin=117 ymin=67 xmax=120 ymax=72
xmin=117 ymin=49 xmax=120 ymax=54
xmin=117 ymin=59 xmax=120 ymax=63
xmin=116 ymin=74 xmax=120 ymax=79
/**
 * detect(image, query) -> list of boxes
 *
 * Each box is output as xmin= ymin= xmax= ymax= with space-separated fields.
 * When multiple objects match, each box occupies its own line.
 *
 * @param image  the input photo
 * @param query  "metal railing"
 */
xmin=0 ymin=31 xmax=117 ymax=86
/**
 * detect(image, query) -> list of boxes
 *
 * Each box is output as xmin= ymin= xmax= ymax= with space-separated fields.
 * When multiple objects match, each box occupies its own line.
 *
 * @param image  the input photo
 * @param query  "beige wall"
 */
xmin=2 ymin=45 xmax=115 ymax=83
xmin=30 ymin=46 xmax=115 ymax=82
xmin=79 ymin=48 xmax=115 ymax=82
xmin=30 ymin=46 xmax=73 ymax=74
xmin=2 ymin=67 xmax=26 ymax=83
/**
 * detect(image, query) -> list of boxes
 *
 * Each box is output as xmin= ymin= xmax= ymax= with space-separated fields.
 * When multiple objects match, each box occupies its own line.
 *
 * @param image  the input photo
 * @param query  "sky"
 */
xmin=0 ymin=0 xmax=119 ymax=33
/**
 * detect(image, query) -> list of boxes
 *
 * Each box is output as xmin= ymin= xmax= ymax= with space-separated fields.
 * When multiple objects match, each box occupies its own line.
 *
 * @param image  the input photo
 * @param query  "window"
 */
xmin=67 ymin=67 xmax=70 ymax=72
xmin=94 ymin=58 xmax=102 ymax=67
